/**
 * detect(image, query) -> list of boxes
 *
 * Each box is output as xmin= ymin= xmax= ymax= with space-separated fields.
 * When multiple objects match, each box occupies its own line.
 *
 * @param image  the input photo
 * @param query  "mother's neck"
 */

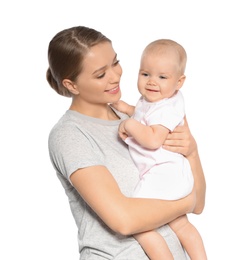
xmin=69 ymin=100 xmax=119 ymax=120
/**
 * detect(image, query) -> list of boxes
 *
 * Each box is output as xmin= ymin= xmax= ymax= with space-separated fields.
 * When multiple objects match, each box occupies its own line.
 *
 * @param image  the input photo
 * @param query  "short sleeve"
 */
xmin=146 ymin=92 xmax=185 ymax=131
xmin=48 ymin=122 xmax=104 ymax=182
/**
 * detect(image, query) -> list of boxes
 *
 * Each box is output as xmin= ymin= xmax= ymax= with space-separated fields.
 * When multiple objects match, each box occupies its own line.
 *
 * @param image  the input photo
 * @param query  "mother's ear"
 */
xmin=62 ymin=79 xmax=79 ymax=95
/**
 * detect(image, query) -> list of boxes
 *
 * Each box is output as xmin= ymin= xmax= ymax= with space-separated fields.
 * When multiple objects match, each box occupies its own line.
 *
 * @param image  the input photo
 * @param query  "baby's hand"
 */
xmin=111 ymin=100 xmax=129 ymax=113
xmin=111 ymin=100 xmax=135 ymax=116
xmin=118 ymin=120 xmax=129 ymax=140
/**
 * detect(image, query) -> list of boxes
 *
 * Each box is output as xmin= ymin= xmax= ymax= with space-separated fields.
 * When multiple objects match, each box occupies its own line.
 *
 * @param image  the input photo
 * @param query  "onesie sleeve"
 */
xmin=146 ymin=92 xmax=185 ymax=131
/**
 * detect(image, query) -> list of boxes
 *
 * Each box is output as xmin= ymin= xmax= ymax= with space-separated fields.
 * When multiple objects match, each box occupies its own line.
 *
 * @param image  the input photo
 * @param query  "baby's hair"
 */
xmin=144 ymin=39 xmax=187 ymax=74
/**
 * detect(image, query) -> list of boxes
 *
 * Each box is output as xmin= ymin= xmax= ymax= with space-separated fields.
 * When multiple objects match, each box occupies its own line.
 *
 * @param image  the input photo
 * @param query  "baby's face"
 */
xmin=137 ymin=50 xmax=184 ymax=102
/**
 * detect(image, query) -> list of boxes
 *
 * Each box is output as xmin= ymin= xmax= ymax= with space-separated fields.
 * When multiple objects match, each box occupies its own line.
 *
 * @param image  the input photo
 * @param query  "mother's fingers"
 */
xmin=166 ymin=132 xmax=185 ymax=141
xmin=163 ymin=144 xmax=186 ymax=155
xmin=163 ymin=138 xmax=185 ymax=147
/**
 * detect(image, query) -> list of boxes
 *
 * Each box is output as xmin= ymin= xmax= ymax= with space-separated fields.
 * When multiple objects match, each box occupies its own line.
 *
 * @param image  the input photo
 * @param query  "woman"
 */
xmin=47 ymin=26 xmax=206 ymax=259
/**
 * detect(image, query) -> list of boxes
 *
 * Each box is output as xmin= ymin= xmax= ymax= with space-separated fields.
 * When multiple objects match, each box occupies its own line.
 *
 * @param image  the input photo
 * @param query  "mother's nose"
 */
xmin=110 ymin=66 xmax=122 ymax=82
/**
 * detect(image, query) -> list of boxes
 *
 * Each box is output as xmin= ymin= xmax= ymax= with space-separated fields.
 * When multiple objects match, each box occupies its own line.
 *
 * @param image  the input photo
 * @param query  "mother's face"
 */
xmin=74 ymin=42 xmax=123 ymax=105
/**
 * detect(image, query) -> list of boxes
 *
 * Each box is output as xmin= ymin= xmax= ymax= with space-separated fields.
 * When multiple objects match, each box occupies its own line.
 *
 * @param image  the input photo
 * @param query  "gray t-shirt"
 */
xmin=48 ymin=109 xmax=187 ymax=259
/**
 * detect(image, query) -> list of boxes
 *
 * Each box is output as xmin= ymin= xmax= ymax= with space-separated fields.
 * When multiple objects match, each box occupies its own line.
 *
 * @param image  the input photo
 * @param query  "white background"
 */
xmin=1 ymin=0 xmax=233 ymax=259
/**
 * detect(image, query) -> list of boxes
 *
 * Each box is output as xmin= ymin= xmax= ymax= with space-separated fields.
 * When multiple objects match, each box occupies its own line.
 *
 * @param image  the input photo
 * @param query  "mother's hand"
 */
xmin=163 ymin=117 xmax=197 ymax=158
xmin=163 ymin=117 xmax=206 ymax=214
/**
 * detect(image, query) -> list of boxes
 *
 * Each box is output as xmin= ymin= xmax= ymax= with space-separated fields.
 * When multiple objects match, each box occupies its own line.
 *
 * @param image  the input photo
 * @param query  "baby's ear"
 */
xmin=177 ymin=75 xmax=186 ymax=90
xmin=62 ymin=79 xmax=79 ymax=95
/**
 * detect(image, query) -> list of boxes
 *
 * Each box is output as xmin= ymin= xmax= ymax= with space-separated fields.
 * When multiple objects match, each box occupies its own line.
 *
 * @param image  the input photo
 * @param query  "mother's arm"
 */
xmin=70 ymin=165 xmax=195 ymax=236
xmin=163 ymin=117 xmax=206 ymax=214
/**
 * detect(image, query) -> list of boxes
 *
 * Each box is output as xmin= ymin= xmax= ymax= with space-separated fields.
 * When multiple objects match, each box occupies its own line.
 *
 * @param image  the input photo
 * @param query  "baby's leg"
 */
xmin=169 ymin=215 xmax=207 ymax=260
xmin=134 ymin=230 xmax=174 ymax=260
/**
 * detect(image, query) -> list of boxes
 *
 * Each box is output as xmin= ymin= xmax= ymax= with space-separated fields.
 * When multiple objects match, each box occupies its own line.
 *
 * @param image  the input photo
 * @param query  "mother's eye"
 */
xmin=97 ymin=73 xmax=105 ymax=79
xmin=113 ymin=60 xmax=120 ymax=66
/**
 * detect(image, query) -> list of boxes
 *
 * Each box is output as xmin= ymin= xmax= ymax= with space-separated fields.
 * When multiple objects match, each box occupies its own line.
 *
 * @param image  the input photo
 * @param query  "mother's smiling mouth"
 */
xmin=105 ymin=86 xmax=120 ymax=93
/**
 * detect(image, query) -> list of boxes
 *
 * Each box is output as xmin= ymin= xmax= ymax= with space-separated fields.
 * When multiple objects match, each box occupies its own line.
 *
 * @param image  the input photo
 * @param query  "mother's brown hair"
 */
xmin=46 ymin=26 xmax=111 ymax=97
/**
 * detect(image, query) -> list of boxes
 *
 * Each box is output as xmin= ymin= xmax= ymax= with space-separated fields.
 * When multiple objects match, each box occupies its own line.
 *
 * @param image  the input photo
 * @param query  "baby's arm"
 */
xmin=111 ymin=100 xmax=135 ymax=117
xmin=119 ymin=118 xmax=169 ymax=149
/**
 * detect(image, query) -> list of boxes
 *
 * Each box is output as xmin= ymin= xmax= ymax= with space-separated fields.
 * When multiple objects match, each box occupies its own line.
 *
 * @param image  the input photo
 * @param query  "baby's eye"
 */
xmin=142 ymin=73 xmax=149 ymax=77
xmin=159 ymin=75 xmax=167 ymax=79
